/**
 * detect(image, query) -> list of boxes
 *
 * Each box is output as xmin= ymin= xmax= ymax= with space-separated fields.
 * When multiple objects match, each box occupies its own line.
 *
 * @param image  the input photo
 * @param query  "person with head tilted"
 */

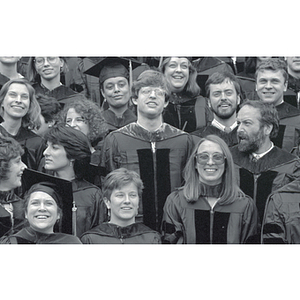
xmin=162 ymin=134 xmax=257 ymax=244
xmin=42 ymin=124 xmax=107 ymax=237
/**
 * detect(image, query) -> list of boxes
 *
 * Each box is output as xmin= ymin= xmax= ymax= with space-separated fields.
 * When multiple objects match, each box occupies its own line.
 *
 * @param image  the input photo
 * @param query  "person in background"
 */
xmin=162 ymin=134 xmax=257 ymax=244
xmin=42 ymin=124 xmax=107 ymax=237
xmin=159 ymin=56 xmax=210 ymax=132
xmin=0 ymin=57 xmax=24 ymax=89
xmin=0 ymin=136 xmax=27 ymax=237
xmin=285 ymin=57 xmax=300 ymax=108
xmin=231 ymin=100 xmax=300 ymax=242
xmin=1 ymin=182 xmax=81 ymax=244
xmin=81 ymin=168 xmax=161 ymax=244
xmin=33 ymin=94 xmax=61 ymax=137
xmin=26 ymin=57 xmax=85 ymax=106
xmin=101 ymin=70 xmax=194 ymax=231
xmin=192 ymin=71 xmax=240 ymax=147
xmin=0 ymin=78 xmax=45 ymax=170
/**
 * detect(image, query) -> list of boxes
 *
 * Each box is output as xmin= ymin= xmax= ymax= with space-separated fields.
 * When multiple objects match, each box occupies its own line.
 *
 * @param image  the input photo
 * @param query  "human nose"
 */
xmin=38 ymin=202 xmax=46 ymax=211
xmin=265 ymin=80 xmax=272 ymax=89
xmin=42 ymin=57 xmax=50 ymax=66
xmin=123 ymin=194 xmax=131 ymax=204
xmin=69 ymin=119 xmax=77 ymax=127
xmin=43 ymin=147 xmax=49 ymax=156
xmin=149 ymin=90 xmax=156 ymax=98
xmin=113 ymin=84 xmax=120 ymax=92
xmin=206 ymin=155 xmax=214 ymax=165
xmin=21 ymin=162 xmax=27 ymax=170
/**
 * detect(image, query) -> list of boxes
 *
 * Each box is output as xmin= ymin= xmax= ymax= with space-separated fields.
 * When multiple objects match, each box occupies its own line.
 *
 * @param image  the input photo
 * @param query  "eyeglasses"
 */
xmin=195 ymin=153 xmax=226 ymax=165
xmin=140 ymin=87 xmax=165 ymax=97
xmin=34 ymin=57 xmax=59 ymax=66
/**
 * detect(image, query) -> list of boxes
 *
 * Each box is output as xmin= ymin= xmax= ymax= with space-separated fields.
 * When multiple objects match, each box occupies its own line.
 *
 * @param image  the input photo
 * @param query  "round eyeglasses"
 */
xmin=34 ymin=57 xmax=59 ymax=66
xmin=140 ymin=87 xmax=165 ymax=98
xmin=195 ymin=153 xmax=226 ymax=165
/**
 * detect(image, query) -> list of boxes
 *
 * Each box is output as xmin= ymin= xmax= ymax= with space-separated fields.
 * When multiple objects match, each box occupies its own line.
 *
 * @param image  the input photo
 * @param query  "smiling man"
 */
xmin=100 ymin=70 xmax=194 ymax=231
xmin=230 ymin=100 xmax=300 ymax=243
xmin=255 ymin=58 xmax=300 ymax=153
xmin=192 ymin=71 xmax=240 ymax=147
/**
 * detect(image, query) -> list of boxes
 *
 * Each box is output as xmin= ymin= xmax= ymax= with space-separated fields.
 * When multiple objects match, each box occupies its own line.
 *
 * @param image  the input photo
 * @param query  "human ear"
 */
xmin=103 ymin=197 xmax=111 ymax=209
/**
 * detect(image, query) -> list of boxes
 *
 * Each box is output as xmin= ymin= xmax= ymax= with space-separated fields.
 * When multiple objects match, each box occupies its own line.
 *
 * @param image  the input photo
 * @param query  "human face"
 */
xmin=209 ymin=79 xmax=240 ymax=120
xmin=1 ymin=83 xmax=30 ymax=120
xmin=66 ymin=108 xmax=90 ymax=136
xmin=196 ymin=140 xmax=225 ymax=186
xmin=0 ymin=57 xmax=20 ymax=64
xmin=105 ymin=182 xmax=139 ymax=226
xmin=286 ymin=57 xmax=300 ymax=73
xmin=133 ymin=86 xmax=168 ymax=119
xmin=43 ymin=142 xmax=71 ymax=172
xmin=101 ymin=77 xmax=130 ymax=109
xmin=34 ymin=57 xmax=63 ymax=81
xmin=164 ymin=57 xmax=189 ymax=93
xmin=26 ymin=191 xmax=60 ymax=234
xmin=1 ymin=156 xmax=27 ymax=191
xmin=256 ymin=70 xmax=287 ymax=106
xmin=237 ymin=105 xmax=267 ymax=154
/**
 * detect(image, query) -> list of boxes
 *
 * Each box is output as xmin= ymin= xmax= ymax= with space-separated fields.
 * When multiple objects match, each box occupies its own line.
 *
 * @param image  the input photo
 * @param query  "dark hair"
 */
xmin=131 ymin=70 xmax=170 ymax=102
xmin=44 ymin=124 xmax=91 ymax=179
xmin=59 ymin=97 xmax=108 ymax=144
xmin=205 ymin=71 xmax=241 ymax=98
xmin=0 ymin=136 xmax=24 ymax=181
xmin=103 ymin=168 xmax=144 ymax=200
xmin=159 ymin=57 xmax=201 ymax=97
xmin=239 ymin=100 xmax=279 ymax=139
xmin=36 ymin=94 xmax=61 ymax=123
xmin=255 ymin=58 xmax=288 ymax=83
xmin=183 ymin=134 xmax=244 ymax=205
xmin=0 ymin=78 xmax=41 ymax=129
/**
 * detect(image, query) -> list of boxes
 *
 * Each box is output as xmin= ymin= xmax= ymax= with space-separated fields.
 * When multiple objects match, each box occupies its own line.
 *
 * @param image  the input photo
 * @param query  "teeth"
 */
xmin=36 ymin=216 xmax=48 ymax=219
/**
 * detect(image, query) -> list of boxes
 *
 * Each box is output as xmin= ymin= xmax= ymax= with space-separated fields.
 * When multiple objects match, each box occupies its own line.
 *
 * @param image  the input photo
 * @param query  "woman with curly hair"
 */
xmin=0 ymin=78 xmax=46 ymax=170
xmin=0 ymin=135 xmax=27 ymax=237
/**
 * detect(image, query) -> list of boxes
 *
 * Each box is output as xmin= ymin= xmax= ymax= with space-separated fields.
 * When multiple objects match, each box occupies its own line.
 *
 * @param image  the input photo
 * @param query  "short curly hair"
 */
xmin=59 ymin=97 xmax=108 ymax=144
xmin=0 ymin=136 xmax=24 ymax=181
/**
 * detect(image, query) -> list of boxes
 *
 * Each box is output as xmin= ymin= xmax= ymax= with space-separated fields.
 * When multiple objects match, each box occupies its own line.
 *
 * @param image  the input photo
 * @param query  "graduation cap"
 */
xmin=22 ymin=169 xmax=73 ymax=235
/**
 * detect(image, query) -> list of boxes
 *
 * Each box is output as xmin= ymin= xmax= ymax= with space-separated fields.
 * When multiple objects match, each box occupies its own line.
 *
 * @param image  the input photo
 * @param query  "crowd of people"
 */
xmin=1 ymin=56 xmax=300 ymax=244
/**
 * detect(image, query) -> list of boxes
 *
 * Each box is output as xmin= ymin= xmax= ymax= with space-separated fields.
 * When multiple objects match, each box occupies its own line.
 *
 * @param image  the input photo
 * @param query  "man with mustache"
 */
xmin=231 ymin=100 xmax=300 ymax=243
xmin=255 ymin=58 xmax=300 ymax=154
xmin=192 ymin=71 xmax=240 ymax=147
xmin=100 ymin=70 xmax=194 ymax=232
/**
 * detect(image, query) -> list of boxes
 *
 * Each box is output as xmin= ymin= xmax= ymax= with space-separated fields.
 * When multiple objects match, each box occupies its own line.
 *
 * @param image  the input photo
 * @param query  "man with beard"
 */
xmin=231 ymin=100 xmax=300 ymax=243
xmin=191 ymin=71 xmax=240 ymax=147
xmin=255 ymin=58 xmax=300 ymax=153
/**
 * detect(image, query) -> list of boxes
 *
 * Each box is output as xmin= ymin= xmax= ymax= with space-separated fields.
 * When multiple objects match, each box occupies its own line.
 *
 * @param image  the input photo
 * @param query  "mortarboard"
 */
xmin=22 ymin=169 xmax=73 ymax=235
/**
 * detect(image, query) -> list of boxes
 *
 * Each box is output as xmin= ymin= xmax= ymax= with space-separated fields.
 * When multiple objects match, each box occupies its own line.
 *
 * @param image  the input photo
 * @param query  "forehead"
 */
xmin=257 ymin=69 xmax=285 ymax=81
xmin=29 ymin=191 xmax=56 ymax=201
xmin=7 ymin=83 xmax=29 ymax=94
xmin=197 ymin=140 xmax=223 ymax=153
xmin=167 ymin=57 xmax=189 ymax=65
xmin=209 ymin=79 xmax=237 ymax=92
xmin=67 ymin=107 xmax=82 ymax=117
xmin=112 ymin=182 xmax=138 ymax=193
xmin=237 ymin=105 xmax=261 ymax=121
xmin=103 ymin=76 xmax=128 ymax=85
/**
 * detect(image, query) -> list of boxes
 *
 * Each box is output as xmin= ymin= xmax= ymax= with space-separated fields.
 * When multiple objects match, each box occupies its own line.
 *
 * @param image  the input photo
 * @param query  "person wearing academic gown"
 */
xmin=0 ymin=78 xmax=46 ymax=170
xmin=26 ymin=57 xmax=85 ymax=107
xmin=81 ymin=168 xmax=161 ymax=244
xmin=0 ymin=57 xmax=24 ymax=89
xmin=1 ymin=182 xmax=81 ymax=244
xmin=232 ymin=100 xmax=300 ymax=243
xmin=0 ymin=136 xmax=27 ymax=237
xmin=101 ymin=70 xmax=194 ymax=231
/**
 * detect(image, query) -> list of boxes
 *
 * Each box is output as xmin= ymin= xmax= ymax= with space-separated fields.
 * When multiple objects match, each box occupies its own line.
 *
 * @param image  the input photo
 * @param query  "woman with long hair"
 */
xmin=159 ymin=57 xmax=211 ymax=132
xmin=162 ymin=134 xmax=257 ymax=244
xmin=0 ymin=78 xmax=45 ymax=170
xmin=42 ymin=124 xmax=107 ymax=237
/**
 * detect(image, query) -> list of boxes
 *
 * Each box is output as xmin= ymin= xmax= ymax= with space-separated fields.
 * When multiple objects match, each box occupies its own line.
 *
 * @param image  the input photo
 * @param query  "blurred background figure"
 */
xmin=0 ymin=136 xmax=27 ymax=237
xmin=0 ymin=57 xmax=24 ymax=89
xmin=162 ymin=135 xmax=257 ymax=244
xmin=81 ymin=168 xmax=161 ymax=244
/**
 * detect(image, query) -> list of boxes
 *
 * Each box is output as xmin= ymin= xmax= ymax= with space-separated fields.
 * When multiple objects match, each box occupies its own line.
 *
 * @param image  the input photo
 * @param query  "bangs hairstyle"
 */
xmin=131 ymin=70 xmax=170 ymax=102
xmin=0 ymin=136 xmax=24 ymax=181
xmin=0 ymin=78 xmax=41 ymax=129
xmin=103 ymin=168 xmax=144 ymax=200
xmin=255 ymin=58 xmax=288 ymax=83
xmin=159 ymin=57 xmax=201 ymax=97
xmin=239 ymin=100 xmax=279 ymax=139
xmin=183 ymin=134 xmax=244 ymax=205
xmin=59 ymin=97 xmax=108 ymax=144
xmin=26 ymin=57 xmax=68 ymax=83
xmin=205 ymin=71 xmax=241 ymax=98
xmin=44 ymin=124 xmax=91 ymax=179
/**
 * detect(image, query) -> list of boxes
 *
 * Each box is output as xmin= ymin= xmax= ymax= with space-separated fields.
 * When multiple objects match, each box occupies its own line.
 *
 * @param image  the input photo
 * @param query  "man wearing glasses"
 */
xmin=231 ymin=100 xmax=300 ymax=243
xmin=101 ymin=70 xmax=194 ymax=232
